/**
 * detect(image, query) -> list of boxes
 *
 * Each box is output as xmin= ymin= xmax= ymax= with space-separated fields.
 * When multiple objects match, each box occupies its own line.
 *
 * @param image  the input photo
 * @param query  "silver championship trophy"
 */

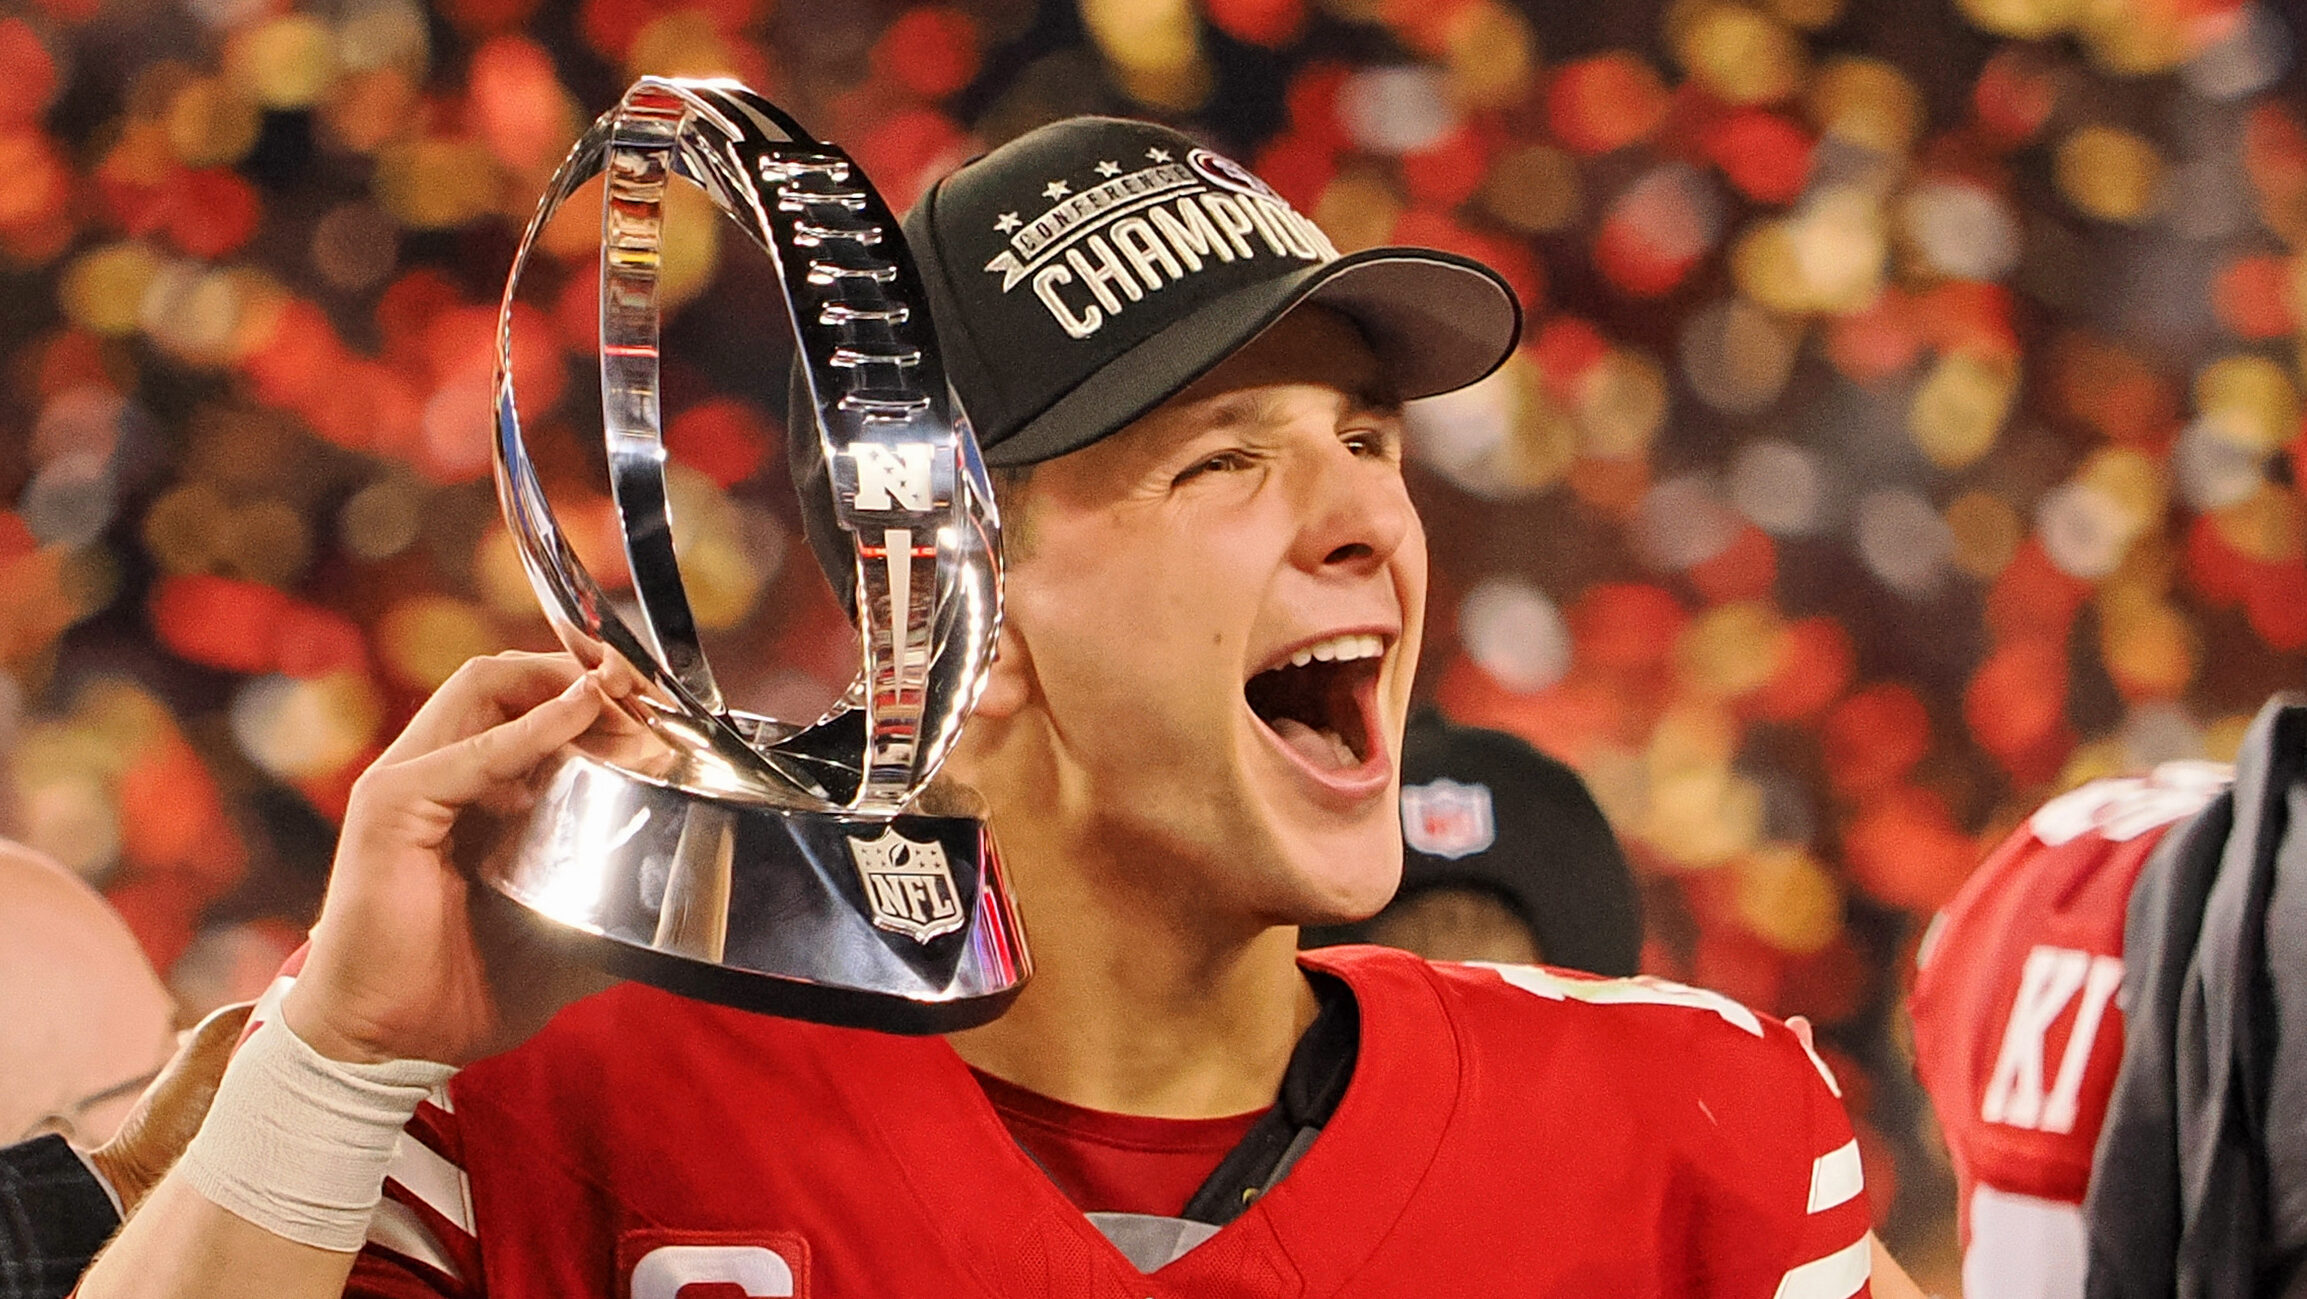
xmin=481 ymin=77 xmax=1028 ymax=1033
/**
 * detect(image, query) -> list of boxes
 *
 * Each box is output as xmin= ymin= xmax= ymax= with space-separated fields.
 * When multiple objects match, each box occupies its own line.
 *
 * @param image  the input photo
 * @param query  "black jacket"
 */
xmin=0 ymin=1135 xmax=120 ymax=1299
xmin=2085 ymin=695 xmax=2307 ymax=1299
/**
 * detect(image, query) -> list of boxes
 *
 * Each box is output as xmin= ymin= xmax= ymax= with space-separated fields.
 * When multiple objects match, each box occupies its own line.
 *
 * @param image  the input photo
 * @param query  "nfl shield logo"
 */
xmin=847 ymin=828 xmax=965 ymax=942
xmin=1400 ymin=779 xmax=1496 ymax=859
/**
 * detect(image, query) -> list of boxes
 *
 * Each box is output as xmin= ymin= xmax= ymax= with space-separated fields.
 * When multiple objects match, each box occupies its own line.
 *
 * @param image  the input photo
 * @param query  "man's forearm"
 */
xmin=75 ymin=1174 xmax=357 ymax=1299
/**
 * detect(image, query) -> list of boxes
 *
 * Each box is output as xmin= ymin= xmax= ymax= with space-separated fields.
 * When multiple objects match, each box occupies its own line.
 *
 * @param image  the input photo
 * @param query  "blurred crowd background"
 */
xmin=1 ymin=0 xmax=2302 ymax=1283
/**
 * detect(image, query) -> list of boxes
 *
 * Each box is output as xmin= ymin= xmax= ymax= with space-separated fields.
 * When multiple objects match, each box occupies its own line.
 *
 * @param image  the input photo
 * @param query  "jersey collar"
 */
xmin=847 ymin=944 xmax=1460 ymax=1294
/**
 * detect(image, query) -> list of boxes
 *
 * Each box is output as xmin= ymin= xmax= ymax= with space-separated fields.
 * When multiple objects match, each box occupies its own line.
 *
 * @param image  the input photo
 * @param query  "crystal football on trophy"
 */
xmin=481 ymin=77 xmax=1027 ymax=1033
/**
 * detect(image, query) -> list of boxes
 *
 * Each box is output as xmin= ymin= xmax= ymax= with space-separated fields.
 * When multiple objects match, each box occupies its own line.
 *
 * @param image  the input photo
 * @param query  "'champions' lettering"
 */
xmin=999 ymin=187 xmax=1336 ymax=340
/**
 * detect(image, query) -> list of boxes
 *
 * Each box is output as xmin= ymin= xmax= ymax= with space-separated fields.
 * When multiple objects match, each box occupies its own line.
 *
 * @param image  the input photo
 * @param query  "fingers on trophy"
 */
xmin=483 ymin=77 xmax=1028 ymax=1033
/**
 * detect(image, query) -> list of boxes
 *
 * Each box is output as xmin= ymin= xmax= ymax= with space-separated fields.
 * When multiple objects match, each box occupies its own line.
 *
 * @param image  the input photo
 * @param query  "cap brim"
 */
xmin=983 ymin=247 xmax=1523 ymax=467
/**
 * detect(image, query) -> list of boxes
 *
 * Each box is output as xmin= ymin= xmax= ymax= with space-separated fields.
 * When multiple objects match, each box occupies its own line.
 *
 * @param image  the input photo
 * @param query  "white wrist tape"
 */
xmin=178 ymin=1016 xmax=457 ymax=1252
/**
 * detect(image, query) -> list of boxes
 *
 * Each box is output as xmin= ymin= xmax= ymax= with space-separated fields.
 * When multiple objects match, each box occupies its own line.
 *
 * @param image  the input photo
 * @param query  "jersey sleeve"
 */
xmin=245 ymin=954 xmax=484 ymax=1299
xmin=1674 ymin=1010 xmax=1875 ymax=1299
xmin=1467 ymin=962 xmax=1874 ymax=1298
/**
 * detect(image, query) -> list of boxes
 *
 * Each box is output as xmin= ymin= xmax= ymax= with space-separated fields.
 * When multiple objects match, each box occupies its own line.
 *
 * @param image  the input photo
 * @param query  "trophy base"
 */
xmin=476 ymin=747 xmax=1029 ymax=1035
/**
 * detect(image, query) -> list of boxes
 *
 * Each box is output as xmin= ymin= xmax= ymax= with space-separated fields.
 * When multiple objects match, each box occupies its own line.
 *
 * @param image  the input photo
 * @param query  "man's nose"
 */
xmin=1288 ymin=443 xmax=1414 ymax=578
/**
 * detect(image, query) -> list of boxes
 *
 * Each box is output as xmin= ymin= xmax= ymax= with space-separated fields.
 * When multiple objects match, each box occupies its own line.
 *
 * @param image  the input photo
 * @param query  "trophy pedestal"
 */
xmin=477 ymin=747 xmax=1030 ymax=1034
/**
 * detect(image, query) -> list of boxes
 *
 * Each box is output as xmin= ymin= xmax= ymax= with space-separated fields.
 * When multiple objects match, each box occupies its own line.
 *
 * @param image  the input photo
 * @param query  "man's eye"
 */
xmin=1343 ymin=428 xmax=1399 ymax=459
xmin=1174 ymin=450 xmax=1253 ymax=484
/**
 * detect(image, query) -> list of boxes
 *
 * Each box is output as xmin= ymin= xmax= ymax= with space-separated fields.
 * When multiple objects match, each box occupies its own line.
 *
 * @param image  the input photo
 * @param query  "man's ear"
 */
xmin=971 ymin=618 xmax=1033 ymax=720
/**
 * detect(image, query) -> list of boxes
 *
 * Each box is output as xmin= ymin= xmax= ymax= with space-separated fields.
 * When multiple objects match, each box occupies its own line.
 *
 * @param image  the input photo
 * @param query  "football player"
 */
xmin=83 ymin=117 xmax=1913 ymax=1297
xmin=1908 ymin=761 xmax=2231 ymax=1299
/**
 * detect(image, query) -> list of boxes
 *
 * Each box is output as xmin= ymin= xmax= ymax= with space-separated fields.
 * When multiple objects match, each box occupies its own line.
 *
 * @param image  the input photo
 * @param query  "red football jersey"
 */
xmin=1908 ymin=762 xmax=2229 ymax=1299
xmin=253 ymin=945 xmax=1872 ymax=1298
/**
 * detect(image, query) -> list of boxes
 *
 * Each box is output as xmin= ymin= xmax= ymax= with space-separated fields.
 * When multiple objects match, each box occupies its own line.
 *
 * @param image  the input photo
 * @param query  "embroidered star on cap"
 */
xmin=1094 ymin=160 xmax=1121 ymax=177
xmin=1042 ymin=179 xmax=1070 ymax=200
xmin=1145 ymin=147 xmax=1171 ymax=162
xmin=993 ymin=212 xmax=1020 ymax=233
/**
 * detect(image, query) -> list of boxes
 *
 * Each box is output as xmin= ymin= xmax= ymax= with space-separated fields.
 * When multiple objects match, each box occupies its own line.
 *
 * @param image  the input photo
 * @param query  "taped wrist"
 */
xmin=177 ymin=1015 xmax=457 ymax=1252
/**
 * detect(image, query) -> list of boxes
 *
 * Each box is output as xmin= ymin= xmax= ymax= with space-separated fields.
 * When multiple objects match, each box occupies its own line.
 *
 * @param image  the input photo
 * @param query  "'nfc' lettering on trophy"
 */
xmin=848 ymin=828 xmax=964 ymax=942
xmin=849 ymin=443 xmax=936 ymax=512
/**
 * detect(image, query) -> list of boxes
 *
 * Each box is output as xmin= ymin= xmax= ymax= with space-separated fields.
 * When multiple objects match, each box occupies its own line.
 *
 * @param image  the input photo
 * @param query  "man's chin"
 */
xmin=1276 ymin=842 xmax=1403 ymax=927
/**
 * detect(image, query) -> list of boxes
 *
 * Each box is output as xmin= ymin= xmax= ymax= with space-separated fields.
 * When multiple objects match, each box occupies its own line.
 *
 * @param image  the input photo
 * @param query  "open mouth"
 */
xmin=1244 ymin=632 xmax=1387 ymax=777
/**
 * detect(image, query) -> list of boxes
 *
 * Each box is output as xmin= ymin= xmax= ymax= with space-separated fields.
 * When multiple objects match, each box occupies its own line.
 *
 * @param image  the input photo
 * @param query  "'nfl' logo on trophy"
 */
xmin=848 ymin=828 xmax=965 ymax=942
xmin=1400 ymin=779 xmax=1496 ymax=860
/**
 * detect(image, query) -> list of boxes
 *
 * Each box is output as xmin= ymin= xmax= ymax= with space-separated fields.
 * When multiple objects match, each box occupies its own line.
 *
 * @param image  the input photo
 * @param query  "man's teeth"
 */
xmin=1286 ymin=633 xmax=1384 ymax=669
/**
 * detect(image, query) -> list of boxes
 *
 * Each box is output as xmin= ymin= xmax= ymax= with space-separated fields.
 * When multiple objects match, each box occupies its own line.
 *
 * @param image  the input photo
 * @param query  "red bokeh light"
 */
xmin=2050 ymin=333 xmax=2179 ymax=447
xmin=437 ymin=0 xmax=543 ymax=36
xmin=2243 ymin=559 xmax=2307 ymax=650
xmin=470 ymin=36 xmax=570 ymax=173
xmin=1964 ymin=636 xmax=2069 ymax=770
xmin=2212 ymin=253 xmax=2296 ymax=340
xmin=1688 ymin=523 xmax=1778 ymax=603
xmin=1842 ymin=784 xmax=1977 ymax=911
xmin=1527 ymin=316 xmax=1611 ymax=399
xmin=872 ymin=7 xmax=981 ymax=100
xmin=275 ymin=603 xmax=372 ymax=678
xmin=1569 ymin=582 xmax=1688 ymax=672
xmin=1827 ymin=292 xmax=1922 ymax=384
xmin=164 ymin=168 xmax=262 ymax=258
xmin=105 ymin=874 xmax=207 ymax=976
xmin=668 ymin=397 xmax=772 ymax=488
xmin=1985 ymin=539 xmax=2091 ymax=645
xmin=1548 ymin=54 xmax=1672 ymax=157
xmin=851 ymin=108 xmax=969 ymax=213
xmin=149 ymin=574 xmax=291 ymax=675
xmin=1824 ymin=682 xmax=1933 ymax=797
xmin=1702 ymin=110 xmax=1813 ymax=205
xmin=0 ymin=129 xmax=69 ymax=235
xmin=0 ymin=20 xmax=58 ymax=128
xmin=1400 ymin=125 xmax=1493 ymax=208
xmin=1748 ymin=617 xmax=1856 ymax=723
xmin=1972 ymin=49 xmax=2057 ymax=145
xmin=1206 ymin=0 xmax=1306 ymax=47
xmin=1286 ymin=64 xmax=1352 ymax=154
xmin=1253 ymin=130 xmax=1337 ymax=214
xmin=1914 ymin=282 xmax=2020 ymax=359
xmin=1693 ymin=925 xmax=1788 ymax=1013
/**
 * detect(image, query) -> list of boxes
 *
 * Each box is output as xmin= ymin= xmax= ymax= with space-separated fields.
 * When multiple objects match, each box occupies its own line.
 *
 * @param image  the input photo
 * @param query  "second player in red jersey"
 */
xmin=1909 ymin=762 xmax=2230 ymax=1299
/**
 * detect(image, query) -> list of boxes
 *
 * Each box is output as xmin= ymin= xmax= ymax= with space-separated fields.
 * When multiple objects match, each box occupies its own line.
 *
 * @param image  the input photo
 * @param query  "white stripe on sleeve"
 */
xmin=1771 ymin=1234 xmax=1871 ymax=1299
xmin=366 ymin=1196 xmax=467 ymax=1285
xmin=1806 ymin=1140 xmax=1864 ymax=1213
xmin=384 ymin=1132 xmax=475 ymax=1235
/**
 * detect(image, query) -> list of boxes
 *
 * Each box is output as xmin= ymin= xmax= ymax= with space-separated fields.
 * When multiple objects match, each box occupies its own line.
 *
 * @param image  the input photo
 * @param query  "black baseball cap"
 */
xmin=905 ymin=116 xmax=1521 ymax=467
xmin=791 ymin=114 xmax=1522 ymax=603
xmin=1304 ymin=711 xmax=1645 ymax=978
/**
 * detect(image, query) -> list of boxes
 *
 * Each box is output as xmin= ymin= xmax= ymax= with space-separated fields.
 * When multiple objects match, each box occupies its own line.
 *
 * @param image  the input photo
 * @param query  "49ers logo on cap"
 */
xmin=848 ymin=827 xmax=965 ymax=942
xmin=1401 ymin=778 xmax=1497 ymax=859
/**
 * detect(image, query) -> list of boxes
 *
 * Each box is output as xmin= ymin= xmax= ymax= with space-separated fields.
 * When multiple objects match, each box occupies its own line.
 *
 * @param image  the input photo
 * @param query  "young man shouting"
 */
xmin=81 ymin=117 xmax=1911 ymax=1298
